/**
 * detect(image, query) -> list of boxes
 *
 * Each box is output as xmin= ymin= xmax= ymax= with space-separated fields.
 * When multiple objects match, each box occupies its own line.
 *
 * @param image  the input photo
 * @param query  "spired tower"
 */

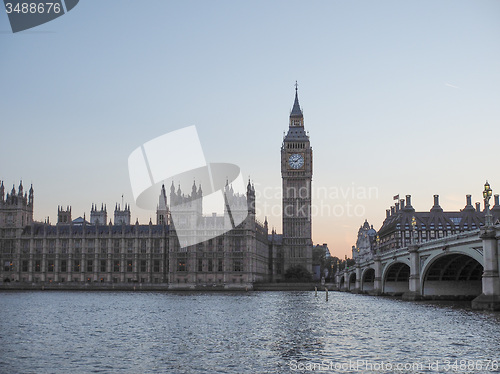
xmin=156 ymin=184 xmax=169 ymax=225
xmin=0 ymin=180 xmax=34 ymax=229
xmin=90 ymin=203 xmax=107 ymax=225
xmin=114 ymin=203 xmax=131 ymax=225
xmin=281 ymin=84 xmax=313 ymax=274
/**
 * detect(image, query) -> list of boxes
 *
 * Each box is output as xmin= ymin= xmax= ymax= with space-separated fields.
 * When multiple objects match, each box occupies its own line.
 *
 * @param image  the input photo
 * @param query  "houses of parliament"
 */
xmin=0 ymin=88 xmax=313 ymax=289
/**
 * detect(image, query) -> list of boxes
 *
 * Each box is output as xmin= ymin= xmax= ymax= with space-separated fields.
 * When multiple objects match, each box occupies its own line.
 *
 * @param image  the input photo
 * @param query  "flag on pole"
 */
xmin=393 ymin=194 xmax=399 ymax=201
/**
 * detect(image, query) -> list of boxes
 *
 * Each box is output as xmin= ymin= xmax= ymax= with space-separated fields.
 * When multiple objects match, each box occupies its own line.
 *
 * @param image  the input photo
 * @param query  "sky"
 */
xmin=1 ymin=0 xmax=499 ymax=258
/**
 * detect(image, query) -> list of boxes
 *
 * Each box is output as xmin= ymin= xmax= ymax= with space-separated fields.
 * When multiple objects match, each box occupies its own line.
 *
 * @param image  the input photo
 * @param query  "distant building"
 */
xmin=375 ymin=194 xmax=500 ymax=253
xmin=314 ymin=243 xmax=331 ymax=258
xmin=312 ymin=243 xmax=331 ymax=281
xmin=352 ymin=220 xmax=377 ymax=263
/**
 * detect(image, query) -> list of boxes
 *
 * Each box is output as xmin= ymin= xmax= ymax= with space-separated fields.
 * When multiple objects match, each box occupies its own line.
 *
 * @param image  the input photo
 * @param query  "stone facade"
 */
xmin=0 ymin=180 xmax=271 ymax=289
xmin=280 ymin=86 xmax=313 ymax=273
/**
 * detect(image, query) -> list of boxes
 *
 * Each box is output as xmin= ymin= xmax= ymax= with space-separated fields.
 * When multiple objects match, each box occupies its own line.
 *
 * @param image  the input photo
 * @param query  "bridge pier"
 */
xmin=402 ymin=244 xmax=422 ymax=301
xmin=370 ymin=255 xmax=383 ymax=295
xmin=472 ymin=228 xmax=500 ymax=311
xmin=352 ymin=266 xmax=362 ymax=293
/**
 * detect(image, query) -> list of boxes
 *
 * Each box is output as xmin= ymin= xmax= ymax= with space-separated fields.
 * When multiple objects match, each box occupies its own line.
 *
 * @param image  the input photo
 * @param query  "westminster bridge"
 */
xmin=336 ymin=224 xmax=500 ymax=311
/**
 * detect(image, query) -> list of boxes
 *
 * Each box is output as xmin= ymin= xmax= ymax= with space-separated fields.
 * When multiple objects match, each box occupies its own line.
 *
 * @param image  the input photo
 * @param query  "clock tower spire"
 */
xmin=281 ymin=83 xmax=313 ymax=275
xmin=290 ymin=81 xmax=304 ymax=127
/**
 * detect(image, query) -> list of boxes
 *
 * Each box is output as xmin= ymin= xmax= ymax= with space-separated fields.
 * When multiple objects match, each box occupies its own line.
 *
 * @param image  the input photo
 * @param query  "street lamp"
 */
xmin=483 ymin=181 xmax=493 ymax=227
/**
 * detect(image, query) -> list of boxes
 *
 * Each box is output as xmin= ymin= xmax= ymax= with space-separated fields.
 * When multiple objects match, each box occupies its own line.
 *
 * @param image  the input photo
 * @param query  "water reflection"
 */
xmin=0 ymin=291 xmax=499 ymax=373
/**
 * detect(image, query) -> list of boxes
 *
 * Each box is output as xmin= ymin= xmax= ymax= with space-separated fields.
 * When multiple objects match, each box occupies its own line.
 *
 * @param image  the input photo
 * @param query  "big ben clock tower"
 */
xmin=281 ymin=83 xmax=313 ymax=274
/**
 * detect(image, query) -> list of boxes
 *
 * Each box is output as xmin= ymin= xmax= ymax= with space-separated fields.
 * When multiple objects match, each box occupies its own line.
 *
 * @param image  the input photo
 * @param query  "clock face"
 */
xmin=288 ymin=153 xmax=304 ymax=169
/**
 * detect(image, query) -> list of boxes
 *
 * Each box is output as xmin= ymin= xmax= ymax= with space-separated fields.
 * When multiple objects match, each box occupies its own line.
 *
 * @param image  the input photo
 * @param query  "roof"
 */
xmin=290 ymin=89 xmax=303 ymax=118
xmin=377 ymin=208 xmax=487 ymax=238
xmin=72 ymin=216 xmax=89 ymax=225
xmin=284 ymin=126 xmax=309 ymax=141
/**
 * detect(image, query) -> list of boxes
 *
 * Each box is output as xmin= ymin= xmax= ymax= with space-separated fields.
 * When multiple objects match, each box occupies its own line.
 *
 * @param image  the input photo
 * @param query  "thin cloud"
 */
xmin=445 ymin=82 xmax=461 ymax=89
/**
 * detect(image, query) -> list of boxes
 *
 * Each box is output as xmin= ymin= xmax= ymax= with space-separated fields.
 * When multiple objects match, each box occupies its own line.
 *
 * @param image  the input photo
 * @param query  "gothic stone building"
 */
xmin=0 ymin=180 xmax=270 ymax=289
xmin=0 ymin=89 xmax=315 ymax=288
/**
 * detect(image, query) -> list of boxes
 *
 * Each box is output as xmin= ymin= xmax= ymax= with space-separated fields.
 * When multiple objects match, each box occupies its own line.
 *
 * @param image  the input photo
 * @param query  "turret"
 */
xmin=247 ymin=179 xmax=256 ymax=215
xmin=191 ymin=180 xmax=198 ymax=200
xmin=28 ymin=184 xmax=33 ymax=206
xmin=58 ymin=205 xmax=72 ymax=224
xmin=114 ymin=202 xmax=131 ymax=225
xmin=90 ymin=203 xmax=107 ymax=225
xmin=156 ymin=184 xmax=169 ymax=225
xmin=169 ymin=181 xmax=177 ymax=206
xmin=0 ymin=180 xmax=34 ymax=228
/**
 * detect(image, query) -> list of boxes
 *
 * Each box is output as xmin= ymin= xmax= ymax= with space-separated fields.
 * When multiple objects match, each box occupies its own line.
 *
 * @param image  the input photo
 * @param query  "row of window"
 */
xmin=2 ymin=239 xmax=164 ymax=254
xmin=24 ymin=277 xmax=163 ymax=284
xmin=3 ymin=259 xmax=245 ymax=273
xmin=2 ymin=237 xmax=255 ymax=254
xmin=178 ymin=259 xmax=243 ymax=272
xmin=380 ymin=228 xmax=480 ymax=249
xmin=286 ymin=143 xmax=306 ymax=149
xmin=24 ymin=238 xmax=163 ymax=249
xmin=4 ymin=259 xmax=162 ymax=273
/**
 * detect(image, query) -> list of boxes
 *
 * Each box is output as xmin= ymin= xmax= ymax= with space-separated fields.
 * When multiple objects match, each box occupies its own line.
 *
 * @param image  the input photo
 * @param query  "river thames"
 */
xmin=0 ymin=291 xmax=499 ymax=373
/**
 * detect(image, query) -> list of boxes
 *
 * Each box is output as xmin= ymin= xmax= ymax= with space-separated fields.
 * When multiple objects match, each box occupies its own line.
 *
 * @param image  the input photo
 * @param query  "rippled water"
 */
xmin=1 ymin=291 xmax=499 ymax=373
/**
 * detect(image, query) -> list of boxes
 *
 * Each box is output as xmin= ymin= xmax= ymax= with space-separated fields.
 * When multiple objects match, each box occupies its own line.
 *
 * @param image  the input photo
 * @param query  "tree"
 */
xmin=284 ymin=265 xmax=312 ymax=282
xmin=325 ymin=256 xmax=340 ymax=282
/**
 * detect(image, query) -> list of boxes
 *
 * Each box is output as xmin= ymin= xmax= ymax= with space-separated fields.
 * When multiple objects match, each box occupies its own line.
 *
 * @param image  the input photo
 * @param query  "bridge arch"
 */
xmin=361 ymin=267 xmax=375 ymax=292
xmin=421 ymin=252 xmax=483 ymax=298
xmin=339 ymin=275 xmax=345 ymax=290
xmin=348 ymin=272 xmax=356 ymax=291
xmin=382 ymin=261 xmax=410 ymax=295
